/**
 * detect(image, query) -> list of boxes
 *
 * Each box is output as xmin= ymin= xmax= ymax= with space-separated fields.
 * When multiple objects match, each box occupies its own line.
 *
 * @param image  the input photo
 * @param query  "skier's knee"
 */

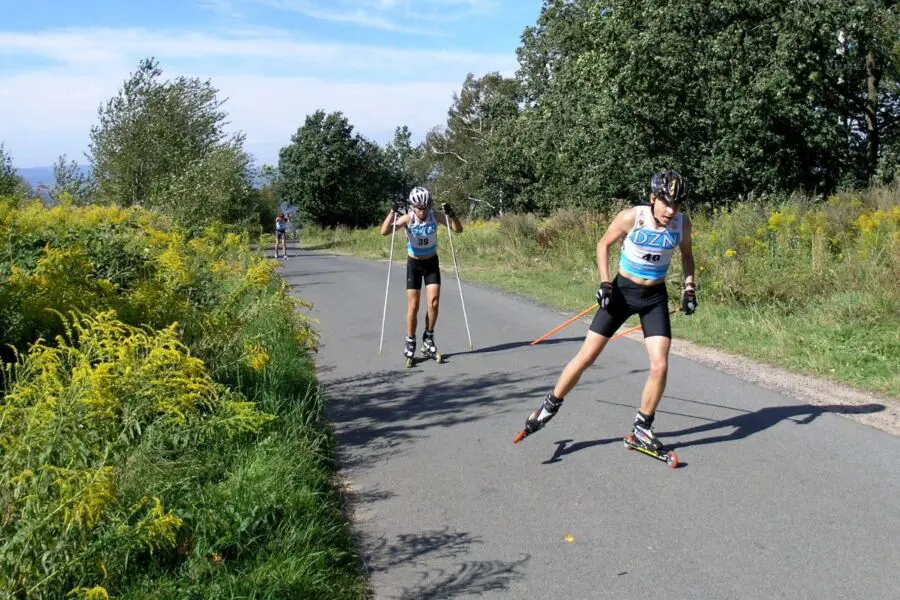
xmin=649 ymin=359 xmax=668 ymax=380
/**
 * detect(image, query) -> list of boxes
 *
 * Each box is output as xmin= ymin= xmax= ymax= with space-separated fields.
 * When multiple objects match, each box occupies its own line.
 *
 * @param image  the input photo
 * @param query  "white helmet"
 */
xmin=408 ymin=186 xmax=432 ymax=209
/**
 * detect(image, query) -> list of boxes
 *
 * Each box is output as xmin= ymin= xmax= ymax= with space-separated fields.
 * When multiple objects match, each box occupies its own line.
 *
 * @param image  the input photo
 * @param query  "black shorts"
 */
xmin=275 ymin=229 xmax=286 ymax=240
xmin=406 ymin=255 xmax=441 ymax=290
xmin=589 ymin=274 xmax=671 ymax=338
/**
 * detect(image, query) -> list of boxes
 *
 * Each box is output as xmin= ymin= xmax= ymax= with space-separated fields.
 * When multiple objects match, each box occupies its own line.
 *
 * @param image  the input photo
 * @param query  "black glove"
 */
xmin=596 ymin=281 xmax=613 ymax=309
xmin=392 ymin=201 xmax=407 ymax=216
xmin=682 ymin=284 xmax=698 ymax=315
xmin=441 ymin=202 xmax=456 ymax=218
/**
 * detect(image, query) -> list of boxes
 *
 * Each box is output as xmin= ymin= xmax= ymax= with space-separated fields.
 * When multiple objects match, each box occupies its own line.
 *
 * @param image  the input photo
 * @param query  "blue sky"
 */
xmin=0 ymin=0 xmax=541 ymax=167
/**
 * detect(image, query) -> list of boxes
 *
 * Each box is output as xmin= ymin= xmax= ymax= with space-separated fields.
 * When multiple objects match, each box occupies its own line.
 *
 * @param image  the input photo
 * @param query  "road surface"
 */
xmin=280 ymin=244 xmax=899 ymax=600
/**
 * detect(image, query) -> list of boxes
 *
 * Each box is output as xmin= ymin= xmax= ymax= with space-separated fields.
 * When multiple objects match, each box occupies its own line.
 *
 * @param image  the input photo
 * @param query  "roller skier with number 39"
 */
xmin=380 ymin=186 xmax=464 ymax=367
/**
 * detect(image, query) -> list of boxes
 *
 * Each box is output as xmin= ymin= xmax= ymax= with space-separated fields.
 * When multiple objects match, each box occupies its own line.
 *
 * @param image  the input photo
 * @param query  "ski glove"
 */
xmin=682 ymin=284 xmax=698 ymax=315
xmin=596 ymin=281 xmax=614 ymax=309
xmin=392 ymin=201 xmax=407 ymax=216
xmin=441 ymin=202 xmax=456 ymax=218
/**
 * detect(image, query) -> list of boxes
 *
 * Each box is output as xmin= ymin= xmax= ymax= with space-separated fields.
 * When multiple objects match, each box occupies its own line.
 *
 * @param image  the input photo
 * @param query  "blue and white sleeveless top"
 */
xmin=619 ymin=205 xmax=683 ymax=281
xmin=406 ymin=209 xmax=438 ymax=257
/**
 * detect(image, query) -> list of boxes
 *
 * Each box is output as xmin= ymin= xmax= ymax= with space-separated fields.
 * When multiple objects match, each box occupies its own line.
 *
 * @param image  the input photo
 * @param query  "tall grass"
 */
xmin=301 ymin=186 xmax=900 ymax=397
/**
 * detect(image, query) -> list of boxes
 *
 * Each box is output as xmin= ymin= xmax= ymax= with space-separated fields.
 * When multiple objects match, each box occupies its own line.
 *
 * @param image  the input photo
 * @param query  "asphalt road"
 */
xmin=279 ymin=243 xmax=900 ymax=600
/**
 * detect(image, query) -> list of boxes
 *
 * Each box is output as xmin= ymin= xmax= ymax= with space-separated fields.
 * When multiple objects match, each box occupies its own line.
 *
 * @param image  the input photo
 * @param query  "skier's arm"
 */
xmin=380 ymin=209 xmax=408 ymax=235
xmin=439 ymin=203 xmax=463 ymax=233
xmin=596 ymin=208 xmax=635 ymax=283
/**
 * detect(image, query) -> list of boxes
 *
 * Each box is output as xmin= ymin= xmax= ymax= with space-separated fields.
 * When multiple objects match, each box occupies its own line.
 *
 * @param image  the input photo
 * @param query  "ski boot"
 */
xmin=513 ymin=393 xmax=563 ymax=444
xmin=623 ymin=411 xmax=679 ymax=468
xmin=421 ymin=330 xmax=444 ymax=364
xmin=404 ymin=336 xmax=416 ymax=368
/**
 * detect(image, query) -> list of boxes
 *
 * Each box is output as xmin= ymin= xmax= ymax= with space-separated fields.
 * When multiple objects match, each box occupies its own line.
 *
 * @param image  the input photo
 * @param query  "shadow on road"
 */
xmin=541 ymin=402 xmax=886 ymax=462
xmin=659 ymin=402 xmax=886 ymax=450
xmin=445 ymin=336 xmax=585 ymax=359
xmin=324 ymin=367 xmax=555 ymax=470
xmin=362 ymin=527 xmax=529 ymax=600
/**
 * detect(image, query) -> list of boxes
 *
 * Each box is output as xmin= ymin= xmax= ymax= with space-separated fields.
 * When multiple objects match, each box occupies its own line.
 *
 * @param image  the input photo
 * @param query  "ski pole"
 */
xmin=532 ymin=305 xmax=681 ymax=346
xmin=378 ymin=216 xmax=398 ymax=356
xmin=445 ymin=213 xmax=473 ymax=349
xmin=530 ymin=304 xmax=597 ymax=346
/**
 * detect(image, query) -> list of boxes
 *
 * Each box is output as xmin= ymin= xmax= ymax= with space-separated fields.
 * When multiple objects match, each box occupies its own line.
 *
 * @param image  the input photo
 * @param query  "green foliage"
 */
xmin=0 ymin=142 xmax=31 ymax=201
xmin=278 ymin=110 xmax=405 ymax=227
xmin=422 ymin=72 xmax=529 ymax=216
xmin=88 ymin=58 xmax=260 ymax=227
xmin=455 ymin=0 xmax=900 ymax=212
xmin=52 ymin=155 xmax=95 ymax=205
xmin=0 ymin=202 xmax=365 ymax=598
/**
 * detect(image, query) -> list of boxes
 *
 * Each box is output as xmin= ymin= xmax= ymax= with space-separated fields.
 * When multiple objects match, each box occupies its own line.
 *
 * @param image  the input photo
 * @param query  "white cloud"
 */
xmin=204 ymin=0 xmax=503 ymax=31
xmin=0 ymin=27 xmax=517 ymax=166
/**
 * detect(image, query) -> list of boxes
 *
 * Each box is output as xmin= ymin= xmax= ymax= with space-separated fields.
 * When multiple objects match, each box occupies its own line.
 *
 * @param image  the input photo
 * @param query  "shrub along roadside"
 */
xmin=0 ymin=199 xmax=367 ymax=599
xmin=299 ymin=187 xmax=899 ymax=398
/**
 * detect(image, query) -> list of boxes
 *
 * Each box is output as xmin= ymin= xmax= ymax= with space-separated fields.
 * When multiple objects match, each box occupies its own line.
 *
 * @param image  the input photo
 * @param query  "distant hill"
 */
xmin=17 ymin=165 xmax=93 ymax=189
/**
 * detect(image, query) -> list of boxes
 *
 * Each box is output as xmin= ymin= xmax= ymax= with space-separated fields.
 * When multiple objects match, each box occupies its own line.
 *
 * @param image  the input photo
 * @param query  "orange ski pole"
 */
xmin=530 ymin=304 xmax=597 ymax=346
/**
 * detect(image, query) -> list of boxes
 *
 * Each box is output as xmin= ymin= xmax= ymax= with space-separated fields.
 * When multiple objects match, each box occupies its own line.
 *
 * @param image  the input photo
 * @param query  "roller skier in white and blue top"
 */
xmin=380 ymin=186 xmax=463 ymax=361
xmin=518 ymin=170 xmax=698 ymax=452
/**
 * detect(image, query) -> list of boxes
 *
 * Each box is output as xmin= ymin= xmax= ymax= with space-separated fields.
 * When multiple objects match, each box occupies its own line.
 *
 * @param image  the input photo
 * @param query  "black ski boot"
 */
xmin=421 ymin=330 xmax=443 ymax=363
xmin=404 ymin=336 xmax=416 ymax=368
xmin=513 ymin=393 xmax=563 ymax=443
xmin=631 ymin=411 xmax=663 ymax=451
xmin=623 ymin=411 xmax=680 ymax=467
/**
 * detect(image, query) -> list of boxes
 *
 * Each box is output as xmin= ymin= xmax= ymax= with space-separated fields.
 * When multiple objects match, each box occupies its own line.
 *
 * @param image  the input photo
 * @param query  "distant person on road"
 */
xmin=275 ymin=211 xmax=290 ymax=260
xmin=380 ymin=186 xmax=463 ymax=363
xmin=518 ymin=170 xmax=697 ymax=452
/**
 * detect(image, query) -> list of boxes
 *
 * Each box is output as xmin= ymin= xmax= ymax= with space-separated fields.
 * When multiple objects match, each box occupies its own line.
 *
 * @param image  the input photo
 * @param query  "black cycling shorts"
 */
xmin=406 ymin=255 xmax=441 ymax=290
xmin=275 ymin=229 xmax=286 ymax=240
xmin=589 ymin=274 xmax=671 ymax=338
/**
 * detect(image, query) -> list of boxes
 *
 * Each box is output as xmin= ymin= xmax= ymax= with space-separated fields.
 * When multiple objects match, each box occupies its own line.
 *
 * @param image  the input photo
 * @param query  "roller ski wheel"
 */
xmin=422 ymin=350 xmax=444 ymax=364
xmin=405 ymin=357 xmax=415 ymax=369
xmin=623 ymin=434 xmax=679 ymax=468
xmin=512 ymin=430 xmax=528 ymax=444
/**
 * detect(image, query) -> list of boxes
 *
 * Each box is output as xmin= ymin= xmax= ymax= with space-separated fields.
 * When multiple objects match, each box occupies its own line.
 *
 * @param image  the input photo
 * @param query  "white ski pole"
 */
xmin=445 ymin=213 xmax=473 ymax=349
xmin=378 ymin=215 xmax=398 ymax=356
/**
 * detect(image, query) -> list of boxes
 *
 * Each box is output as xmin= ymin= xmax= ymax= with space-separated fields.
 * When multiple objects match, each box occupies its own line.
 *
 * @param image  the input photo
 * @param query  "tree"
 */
xmin=384 ymin=125 xmax=425 ymax=198
xmin=51 ymin=154 xmax=95 ymax=204
xmin=278 ymin=110 xmax=395 ymax=227
xmin=510 ymin=0 xmax=900 ymax=210
xmin=0 ymin=143 xmax=27 ymax=198
xmin=421 ymin=72 xmax=529 ymax=215
xmin=88 ymin=58 xmax=255 ymax=223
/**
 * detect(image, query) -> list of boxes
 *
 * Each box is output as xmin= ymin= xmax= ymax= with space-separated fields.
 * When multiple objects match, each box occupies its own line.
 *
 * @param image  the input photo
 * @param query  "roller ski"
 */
xmin=420 ymin=330 xmax=444 ymax=364
xmin=622 ymin=412 xmax=679 ymax=468
xmin=513 ymin=393 xmax=562 ymax=444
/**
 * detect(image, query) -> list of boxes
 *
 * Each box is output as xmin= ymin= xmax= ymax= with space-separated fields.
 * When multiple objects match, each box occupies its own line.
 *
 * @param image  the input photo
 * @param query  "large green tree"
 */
xmin=421 ymin=72 xmax=529 ymax=216
xmin=278 ymin=110 xmax=395 ymax=227
xmin=511 ymin=0 xmax=900 ymax=209
xmin=88 ymin=58 xmax=257 ymax=225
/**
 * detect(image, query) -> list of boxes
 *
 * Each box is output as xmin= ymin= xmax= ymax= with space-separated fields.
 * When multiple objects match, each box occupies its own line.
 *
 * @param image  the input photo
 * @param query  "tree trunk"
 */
xmin=865 ymin=50 xmax=881 ymax=178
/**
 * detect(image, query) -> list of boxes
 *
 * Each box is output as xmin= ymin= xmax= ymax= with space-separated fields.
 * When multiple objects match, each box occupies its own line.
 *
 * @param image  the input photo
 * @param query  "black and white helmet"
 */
xmin=408 ymin=186 xmax=432 ymax=209
xmin=650 ymin=170 xmax=687 ymax=204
